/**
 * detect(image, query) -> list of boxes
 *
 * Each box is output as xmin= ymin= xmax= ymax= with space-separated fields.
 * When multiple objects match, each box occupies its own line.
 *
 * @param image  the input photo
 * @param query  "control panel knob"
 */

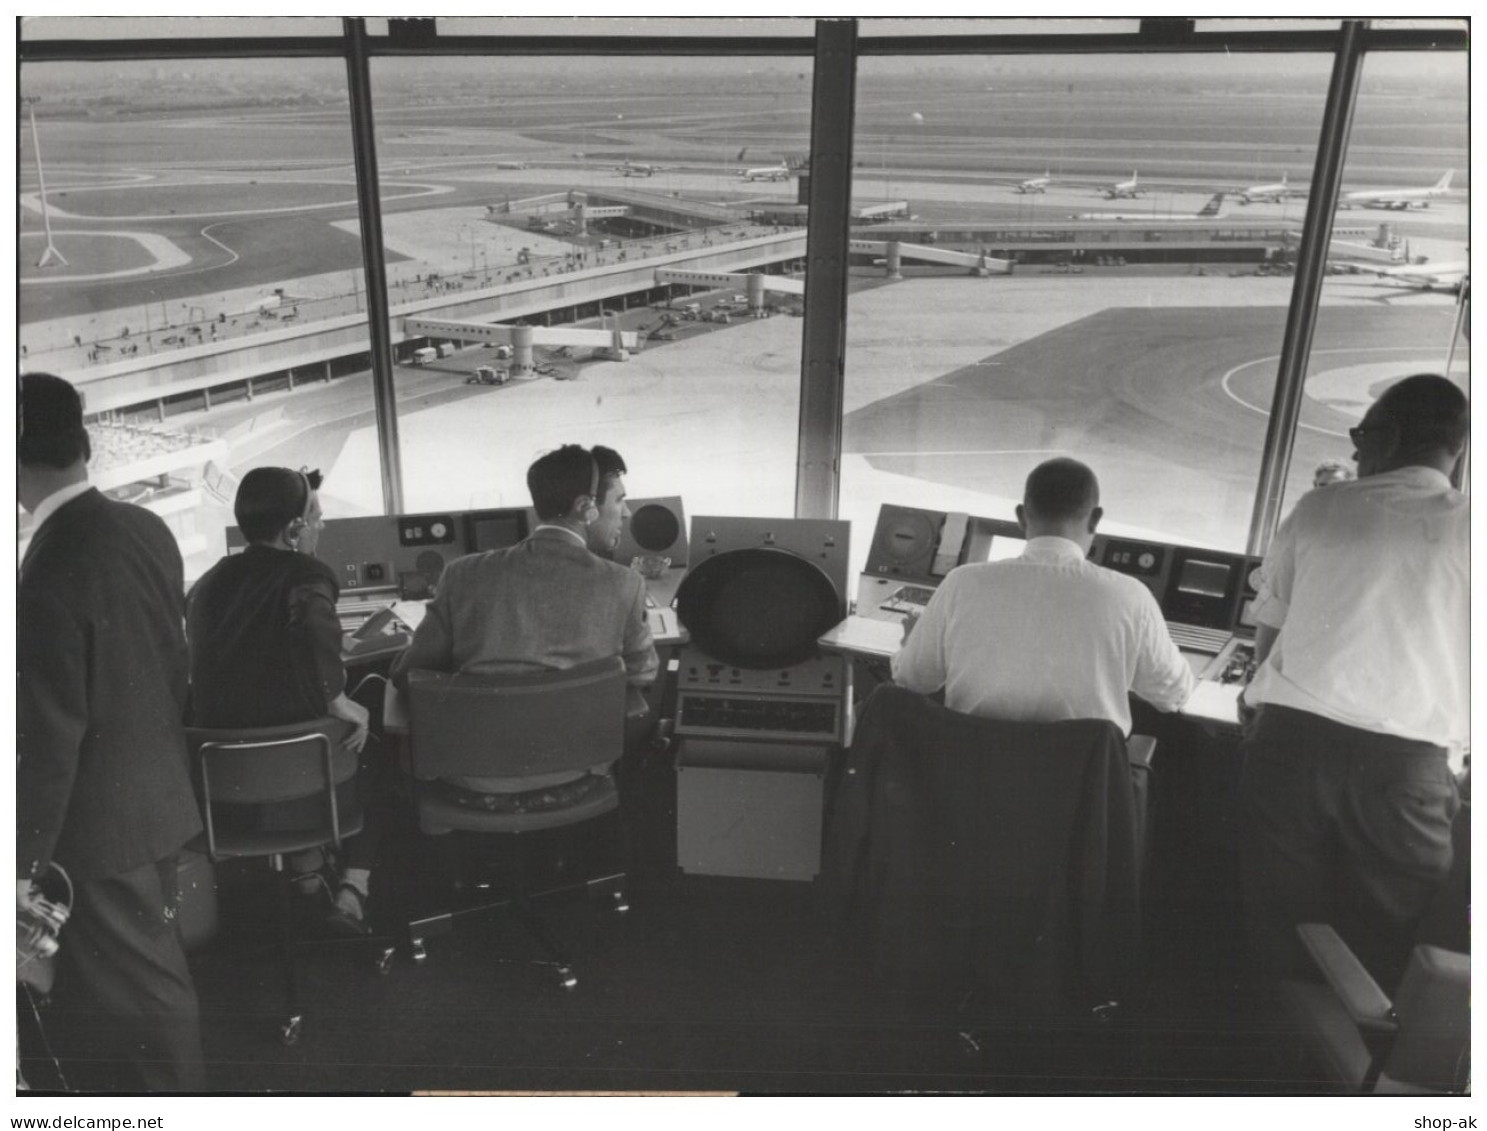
xmin=1137 ymin=552 xmax=1156 ymax=571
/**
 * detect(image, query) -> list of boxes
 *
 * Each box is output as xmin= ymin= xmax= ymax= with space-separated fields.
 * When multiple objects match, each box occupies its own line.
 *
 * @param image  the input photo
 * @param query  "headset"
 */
xmin=285 ymin=468 xmax=316 ymax=549
xmin=578 ymin=453 xmax=601 ymax=525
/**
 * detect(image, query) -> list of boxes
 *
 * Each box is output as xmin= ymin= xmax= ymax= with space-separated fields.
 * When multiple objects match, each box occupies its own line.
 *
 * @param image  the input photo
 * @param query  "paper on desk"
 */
xmin=1182 ymin=680 xmax=1243 ymax=725
xmin=391 ymin=600 xmax=428 ymax=631
xmin=818 ymin=615 xmax=905 ymax=659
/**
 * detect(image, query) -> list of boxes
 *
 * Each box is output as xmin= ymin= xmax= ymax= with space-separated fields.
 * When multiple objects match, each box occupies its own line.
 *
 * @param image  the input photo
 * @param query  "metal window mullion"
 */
xmin=1244 ymin=19 xmax=1366 ymax=557
xmin=794 ymin=19 xmax=857 ymax=520
xmin=343 ymin=17 xmax=404 ymax=515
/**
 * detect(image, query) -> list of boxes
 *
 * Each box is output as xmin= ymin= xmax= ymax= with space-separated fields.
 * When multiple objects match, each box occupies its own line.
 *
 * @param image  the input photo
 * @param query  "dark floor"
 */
xmin=21 ymin=737 xmax=1345 ymax=1096
xmin=181 ymin=777 xmax=1342 ymax=1093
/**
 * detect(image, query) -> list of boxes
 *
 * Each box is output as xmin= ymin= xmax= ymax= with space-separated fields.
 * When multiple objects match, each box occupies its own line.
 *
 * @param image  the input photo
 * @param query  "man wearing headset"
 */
xmin=186 ymin=466 xmax=376 ymax=933
xmin=392 ymin=443 xmax=658 ymax=810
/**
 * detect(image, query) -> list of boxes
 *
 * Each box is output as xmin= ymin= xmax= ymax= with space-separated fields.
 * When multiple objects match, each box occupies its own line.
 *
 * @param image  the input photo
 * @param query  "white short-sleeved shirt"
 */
xmin=1245 ymin=465 xmax=1468 ymax=749
xmin=891 ymin=536 xmax=1195 ymax=735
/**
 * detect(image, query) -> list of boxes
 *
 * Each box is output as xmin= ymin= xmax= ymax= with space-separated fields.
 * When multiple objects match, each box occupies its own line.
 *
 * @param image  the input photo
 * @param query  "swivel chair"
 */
xmin=403 ymin=656 xmax=631 ymax=990
xmin=1276 ymin=799 xmax=1470 ymax=1093
xmin=186 ymin=719 xmax=396 ymax=1046
xmin=1279 ymin=924 xmax=1469 ymax=1094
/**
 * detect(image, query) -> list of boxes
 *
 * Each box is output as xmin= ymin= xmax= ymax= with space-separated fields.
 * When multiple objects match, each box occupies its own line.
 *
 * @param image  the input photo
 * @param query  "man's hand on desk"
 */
xmin=1236 ymin=691 xmax=1258 ymax=737
xmin=329 ymin=692 xmax=370 ymax=754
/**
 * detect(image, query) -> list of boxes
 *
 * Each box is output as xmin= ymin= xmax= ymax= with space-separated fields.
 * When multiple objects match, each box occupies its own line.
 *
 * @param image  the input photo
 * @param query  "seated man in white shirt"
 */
xmin=892 ymin=457 xmax=1194 ymax=735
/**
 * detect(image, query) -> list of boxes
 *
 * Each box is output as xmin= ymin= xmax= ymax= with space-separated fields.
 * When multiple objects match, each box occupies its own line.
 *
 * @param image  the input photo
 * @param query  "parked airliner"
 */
xmin=1339 ymin=170 xmax=1453 ymax=210
xmin=1075 ymin=192 xmax=1226 ymax=222
xmin=1103 ymin=171 xmax=1143 ymax=199
xmin=740 ymin=162 xmax=790 ymax=182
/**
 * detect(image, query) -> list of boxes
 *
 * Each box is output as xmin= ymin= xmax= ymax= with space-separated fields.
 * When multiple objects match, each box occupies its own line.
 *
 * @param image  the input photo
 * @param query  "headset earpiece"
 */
xmin=581 ymin=498 xmax=600 ymax=525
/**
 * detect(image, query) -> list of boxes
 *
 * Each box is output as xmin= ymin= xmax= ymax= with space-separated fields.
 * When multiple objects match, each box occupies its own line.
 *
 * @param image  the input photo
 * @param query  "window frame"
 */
xmin=18 ymin=16 xmax=1468 ymax=554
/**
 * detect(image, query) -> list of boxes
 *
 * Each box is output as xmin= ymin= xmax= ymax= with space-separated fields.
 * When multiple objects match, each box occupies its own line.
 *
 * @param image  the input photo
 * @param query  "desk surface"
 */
xmin=341 ymin=584 xmax=688 ymax=666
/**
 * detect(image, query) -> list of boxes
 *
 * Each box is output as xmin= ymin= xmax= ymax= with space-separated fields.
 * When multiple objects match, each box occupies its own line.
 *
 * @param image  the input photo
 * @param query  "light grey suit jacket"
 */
xmin=391 ymin=527 xmax=658 ymax=790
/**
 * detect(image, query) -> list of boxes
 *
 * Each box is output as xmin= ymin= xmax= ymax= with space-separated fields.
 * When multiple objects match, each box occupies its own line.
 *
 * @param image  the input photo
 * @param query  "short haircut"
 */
xmin=1024 ymin=458 xmax=1099 ymax=523
xmin=235 ymin=466 xmax=323 ymax=544
xmin=1377 ymin=373 xmax=1469 ymax=457
xmin=527 ymin=444 xmax=599 ymax=520
xmin=18 ymin=372 xmax=91 ymax=469
xmin=592 ymin=444 xmax=627 ymax=505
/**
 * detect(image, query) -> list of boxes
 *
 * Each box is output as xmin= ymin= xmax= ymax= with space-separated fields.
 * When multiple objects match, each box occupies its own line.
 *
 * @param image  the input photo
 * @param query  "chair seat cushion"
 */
xmin=417 ymin=775 xmax=619 ymax=834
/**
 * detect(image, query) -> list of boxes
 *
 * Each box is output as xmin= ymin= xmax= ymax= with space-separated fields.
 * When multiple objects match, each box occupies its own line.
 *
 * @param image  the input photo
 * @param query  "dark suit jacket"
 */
xmin=18 ymin=489 xmax=203 ymax=885
xmin=186 ymin=544 xmax=345 ymax=728
xmin=820 ymin=685 xmax=1141 ymax=1019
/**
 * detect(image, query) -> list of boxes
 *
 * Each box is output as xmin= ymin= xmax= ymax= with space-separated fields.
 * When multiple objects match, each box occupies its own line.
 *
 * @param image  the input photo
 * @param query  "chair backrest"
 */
xmin=1378 ymin=944 xmax=1470 ymax=1093
xmin=184 ymin=718 xmax=357 ymax=856
xmin=406 ymin=656 xmax=627 ymax=782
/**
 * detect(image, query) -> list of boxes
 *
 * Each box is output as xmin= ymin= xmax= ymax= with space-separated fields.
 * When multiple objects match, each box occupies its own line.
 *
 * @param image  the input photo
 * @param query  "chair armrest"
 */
xmin=383 ymin=680 xmax=410 ymax=735
xmin=1296 ymin=922 xmax=1398 ymax=1035
xmin=1126 ymin=734 xmax=1156 ymax=770
xmin=626 ymin=685 xmax=651 ymax=719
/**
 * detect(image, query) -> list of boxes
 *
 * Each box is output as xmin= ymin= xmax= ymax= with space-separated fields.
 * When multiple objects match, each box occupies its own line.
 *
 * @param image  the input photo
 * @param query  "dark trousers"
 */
xmin=1238 ymin=704 xmax=1458 ymax=992
xmin=48 ymin=853 xmax=206 ymax=1092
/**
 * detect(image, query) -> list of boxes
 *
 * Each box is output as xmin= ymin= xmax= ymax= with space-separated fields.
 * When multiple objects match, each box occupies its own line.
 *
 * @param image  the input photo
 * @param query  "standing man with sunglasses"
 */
xmin=1237 ymin=373 xmax=1468 ymax=991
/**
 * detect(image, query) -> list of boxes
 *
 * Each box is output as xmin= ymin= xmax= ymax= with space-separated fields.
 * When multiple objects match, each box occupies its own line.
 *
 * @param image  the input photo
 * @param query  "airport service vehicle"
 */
xmin=1016 ymin=171 xmax=1051 ymax=194
xmin=484 ymin=343 xmax=513 ymax=359
xmin=411 ymin=347 xmax=438 ymax=365
xmin=466 ymin=365 xmax=509 ymax=386
xmin=437 ymin=343 xmax=456 ymax=359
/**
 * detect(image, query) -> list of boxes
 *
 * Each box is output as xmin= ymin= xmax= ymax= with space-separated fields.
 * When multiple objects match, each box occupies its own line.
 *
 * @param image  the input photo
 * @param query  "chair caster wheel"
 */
xmin=411 ymin=939 xmax=427 ymax=965
xmin=376 ymin=946 xmax=396 ymax=975
xmin=558 ymin=967 xmax=578 ymax=991
xmin=281 ymin=1015 xmax=304 ymax=1046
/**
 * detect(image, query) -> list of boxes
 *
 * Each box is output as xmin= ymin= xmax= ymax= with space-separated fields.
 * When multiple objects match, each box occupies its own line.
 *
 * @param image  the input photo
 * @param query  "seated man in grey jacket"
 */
xmin=392 ymin=444 xmax=658 ymax=810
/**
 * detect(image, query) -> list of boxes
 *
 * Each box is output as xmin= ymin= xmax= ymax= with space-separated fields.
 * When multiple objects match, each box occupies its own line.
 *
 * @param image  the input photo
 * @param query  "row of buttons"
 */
xmin=680 ymin=696 xmax=838 ymax=735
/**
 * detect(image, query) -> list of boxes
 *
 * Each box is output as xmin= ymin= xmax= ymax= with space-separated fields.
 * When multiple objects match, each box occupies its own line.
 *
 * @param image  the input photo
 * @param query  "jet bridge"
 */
xmin=653 ymin=269 xmax=805 ymax=313
xmin=849 ymin=240 xmax=1012 ymax=278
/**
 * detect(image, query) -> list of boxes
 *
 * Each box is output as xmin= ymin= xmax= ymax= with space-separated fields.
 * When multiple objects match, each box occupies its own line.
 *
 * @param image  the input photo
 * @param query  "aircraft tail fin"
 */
xmin=1436 ymin=169 xmax=1454 ymax=190
xmin=1199 ymin=192 xmax=1226 ymax=217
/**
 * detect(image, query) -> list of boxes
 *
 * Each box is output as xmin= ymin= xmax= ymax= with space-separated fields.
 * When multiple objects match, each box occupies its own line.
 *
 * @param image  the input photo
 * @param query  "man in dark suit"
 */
xmin=17 ymin=372 xmax=207 ymax=1092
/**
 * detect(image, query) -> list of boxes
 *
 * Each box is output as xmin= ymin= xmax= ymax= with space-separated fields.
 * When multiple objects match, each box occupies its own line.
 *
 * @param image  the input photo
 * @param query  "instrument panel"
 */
xmin=227 ymin=505 xmax=538 ymax=596
xmin=857 ymin=503 xmax=1263 ymax=654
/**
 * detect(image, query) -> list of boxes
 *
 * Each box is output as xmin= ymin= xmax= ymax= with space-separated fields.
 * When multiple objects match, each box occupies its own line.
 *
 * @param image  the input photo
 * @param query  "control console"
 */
xmin=853 ymin=504 xmax=1266 ymax=667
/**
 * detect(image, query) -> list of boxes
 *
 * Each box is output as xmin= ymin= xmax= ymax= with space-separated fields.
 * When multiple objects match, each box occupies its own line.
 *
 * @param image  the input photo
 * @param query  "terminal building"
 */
xmin=16 ymin=17 xmax=1470 ymax=1098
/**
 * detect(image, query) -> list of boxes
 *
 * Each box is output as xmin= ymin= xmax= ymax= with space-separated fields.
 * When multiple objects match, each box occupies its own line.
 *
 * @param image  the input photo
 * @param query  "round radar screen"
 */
xmin=628 ymin=503 xmax=682 ymax=553
xmin=675 ymin=547 xmax=841 ymax=670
